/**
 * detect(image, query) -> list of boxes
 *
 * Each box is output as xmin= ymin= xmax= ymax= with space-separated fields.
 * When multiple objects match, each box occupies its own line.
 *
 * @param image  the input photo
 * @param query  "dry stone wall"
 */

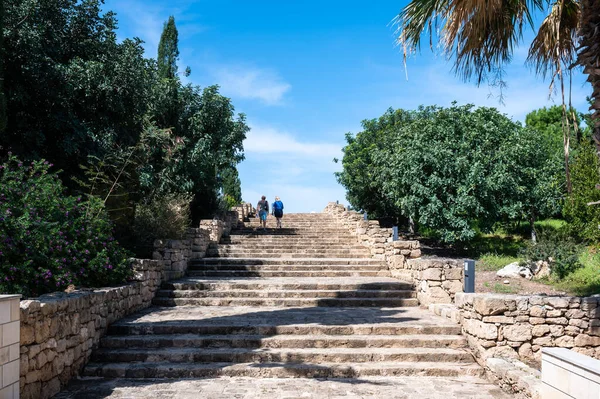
xmin=153 ymin=212 xmax=240 ymax=280
xmin=18 ymin=211 xmax=240 ymax=399
xmin=456 ymin=293 xmax=600 ymax=366
xmin=323 ymin=202 xmax=421 ymax=262
xmin=405 ymin=258 xmax=464 ymax=306
xmin=19 ymin=259 xmax=162 ymax=399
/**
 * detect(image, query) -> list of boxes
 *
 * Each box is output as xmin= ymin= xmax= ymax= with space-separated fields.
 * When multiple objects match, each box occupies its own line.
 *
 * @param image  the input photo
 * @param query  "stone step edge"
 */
xmin=100 ymin=333 xmax=467 ymax=343
xmin=83 ymin=361 xmax=485 ymax=378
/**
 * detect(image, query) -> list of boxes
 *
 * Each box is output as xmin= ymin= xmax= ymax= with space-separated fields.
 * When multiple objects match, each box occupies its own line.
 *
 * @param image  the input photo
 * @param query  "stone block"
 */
xmin=464 ymin=319 xmax=498 ymax=340
xmin=444 ymin=268 xmax=463 ymax=280
xmin=482 ymin=316 xmax=515 ymax=324
xmin=544 ymin=297 xmax=570 ymax=309
xmin=2 ymin=321 xmax=19 ymax=347
xmin=574 ymin=334 xmax=600 ymax=347
xmin=419 ymin=268 xmax=442 ymax=281
xmin=473 ymin=296 xmax=509 ymax=316
xmin=3 ymin=359 xmax=19 ymax=386
xmin=442 ymin=280 xmax=463 ymax=294
xmin=503 ymin=324 xmax=533 ymax=342
xmin=532 ymin=325 xmax=550 ymax=337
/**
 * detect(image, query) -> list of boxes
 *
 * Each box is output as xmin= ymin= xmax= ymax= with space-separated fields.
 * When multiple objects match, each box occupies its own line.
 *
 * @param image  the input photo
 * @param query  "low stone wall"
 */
xmin=323 ymin=202 xmax=421 ymax=262
xmin=404 ymin=258 xmax=464 ymax=306
xmin=456 ymin=293 xmax=600 ymax=366
xmin=153 ymin=214 xmax=239 ymax=280
xmin=1 ymin=295 xmax=21 ymax=399
xmin=19 ymin=259 xmax=162 ymax=399
xmin=231 ymin=203 xmax=254 ymax=223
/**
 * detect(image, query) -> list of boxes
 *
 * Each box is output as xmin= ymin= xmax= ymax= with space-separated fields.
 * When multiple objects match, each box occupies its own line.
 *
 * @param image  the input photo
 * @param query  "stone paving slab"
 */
xmin=56 ymin=376 xmax=512 ymax=398
xmin=112 ymin=306 xmax=460 ymax=328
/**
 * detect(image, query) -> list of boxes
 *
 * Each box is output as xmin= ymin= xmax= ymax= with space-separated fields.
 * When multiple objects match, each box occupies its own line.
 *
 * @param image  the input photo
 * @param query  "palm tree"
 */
xmin=394 ymin=0 xmax=598 ymax=193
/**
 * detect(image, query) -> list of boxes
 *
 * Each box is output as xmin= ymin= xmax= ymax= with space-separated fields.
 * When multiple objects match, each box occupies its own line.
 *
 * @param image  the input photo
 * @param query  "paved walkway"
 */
xmin=57 ymin=376 xmax=512 ymax=398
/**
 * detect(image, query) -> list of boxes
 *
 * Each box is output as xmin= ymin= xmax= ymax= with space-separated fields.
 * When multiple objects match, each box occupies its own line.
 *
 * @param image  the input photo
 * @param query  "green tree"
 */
xmin=221 ymin=165 xmax=243 ymax=204
xmin=394 ymin=0 xmax=599 ymax=192
xmin=338 ymin=104 xmax=562 ymax=243
xmin=563 ymin=139 xmax=600 ymax=242
xmin=335 ymin=108 xmax=411 ymax=223
xmin=157 ymin=16 xmax=179 ymax=80
xmin=2 ymin=0 xmax=152 ymax=181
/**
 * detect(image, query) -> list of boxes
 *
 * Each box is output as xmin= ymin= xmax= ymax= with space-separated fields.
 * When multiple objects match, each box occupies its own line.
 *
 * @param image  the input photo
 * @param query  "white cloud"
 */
xmin=244 ymin=124 xmax=341 ymax=158
xmin=211 ymin=66 xmax=291 ymax=105
xmin=238 ymin=123 xmax=346 ymax=212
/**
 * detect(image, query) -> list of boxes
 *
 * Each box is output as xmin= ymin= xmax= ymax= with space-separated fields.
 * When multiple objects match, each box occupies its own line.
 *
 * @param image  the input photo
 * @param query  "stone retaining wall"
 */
xmin=153 ymin=213 xmax=239 ymax=280
xmin=456 ymin=293 xmax=600 ymax=366
xmin=323 ymin=202 xmax=421 ymax=262
xmin=19 ymin=259 xmax=163 ymax=399
xmin=231 ymin=203 xmax=254 ymax=223
xmin=404 ymin=258 xmax=464 ymax=306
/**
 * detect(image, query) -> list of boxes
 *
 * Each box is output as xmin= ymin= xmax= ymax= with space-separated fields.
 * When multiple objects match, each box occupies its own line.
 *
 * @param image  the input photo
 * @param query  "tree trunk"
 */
xmin=530 ymin=213 xmax=537 ymax=243
xmin=578 ymin=0 xmax=600 ymax=160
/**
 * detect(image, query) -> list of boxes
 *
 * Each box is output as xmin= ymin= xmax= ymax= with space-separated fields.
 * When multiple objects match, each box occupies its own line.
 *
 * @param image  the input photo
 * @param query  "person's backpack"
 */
xmin=273 ymin=201 xmax=282 ymax=211
xmin=261 ymin=201 xmax=269 ymax=212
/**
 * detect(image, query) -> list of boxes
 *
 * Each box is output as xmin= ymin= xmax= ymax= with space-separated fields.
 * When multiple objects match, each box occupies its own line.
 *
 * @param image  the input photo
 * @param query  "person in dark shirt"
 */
xmin=272 ymin=196 xmax=284 ymax=228
xmin=256 ymin=196 xmax=269 ymax=230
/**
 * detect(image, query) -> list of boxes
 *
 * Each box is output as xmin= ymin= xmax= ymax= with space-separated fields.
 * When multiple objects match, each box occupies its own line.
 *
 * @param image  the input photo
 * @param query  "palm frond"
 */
xmin=394 ymin=0 xmax=546 ymax=84
xmin=527 ymin=0 xmax=580 ymax=80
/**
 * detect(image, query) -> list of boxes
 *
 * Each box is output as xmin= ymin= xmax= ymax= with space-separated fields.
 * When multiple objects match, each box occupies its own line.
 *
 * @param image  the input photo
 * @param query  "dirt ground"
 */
xmin=475 ymin=270 xmax=568 ymax=296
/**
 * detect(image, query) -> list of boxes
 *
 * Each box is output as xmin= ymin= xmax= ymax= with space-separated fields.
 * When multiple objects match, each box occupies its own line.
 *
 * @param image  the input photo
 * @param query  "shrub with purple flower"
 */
xmin=0 ymin=155 xmax=132 ymax=297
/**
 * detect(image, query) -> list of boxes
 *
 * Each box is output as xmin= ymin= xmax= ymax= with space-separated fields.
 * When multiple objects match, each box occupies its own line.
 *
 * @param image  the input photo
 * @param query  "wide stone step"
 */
xmin=186 ymin=271 xmax=391 ymax=278
xmin=151 ymin=297 xmax=417 ymax=307
xmin=83 ymin=361 xmax=484 ymax=378
xmin=162 ymin=278 xmax=413 ymax=291
xmin=192 ymin=258 xmax=385 ymax=266
xmin=99 ymin=334 xmax=467 ymax=349
xmin=206 ymin=252 xmax=371 ymax=259
xmin=91 ymin=347 xmax=474 ymax=364
xmin=155 ymin=289 xmax=416 ymax=299
xmin=187 ymin=265 xmax=384 ymax=271
xmin=211 ymin=244 xmax=368 ymax=250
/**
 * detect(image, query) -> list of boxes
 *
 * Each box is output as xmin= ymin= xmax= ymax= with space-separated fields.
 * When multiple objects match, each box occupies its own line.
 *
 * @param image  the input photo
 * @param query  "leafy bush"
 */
xmin=133 ymin=194 xmax=192 ymax=258
xmin=522 ymin=230 xmax=582 ymax=279
xmin=0 ymin=156 xmax=132 ymax=297
xmin=563 ymin=140 xmax=600 ymax=242
xmin=336 ymin=104 xmax=562 ymax=243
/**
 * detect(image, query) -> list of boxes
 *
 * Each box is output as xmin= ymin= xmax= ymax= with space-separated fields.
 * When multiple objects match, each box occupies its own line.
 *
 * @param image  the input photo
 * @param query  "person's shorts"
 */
xmin=274 ymin=210 xmax=283 ymax=218
xmin=259 ymin=211 xmax=267 ymax=221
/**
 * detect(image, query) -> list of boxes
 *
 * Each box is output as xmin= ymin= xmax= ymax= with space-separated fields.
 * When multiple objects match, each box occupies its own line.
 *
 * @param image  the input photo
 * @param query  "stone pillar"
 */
xmin=0 ymin=295 xmax=20 ymax=398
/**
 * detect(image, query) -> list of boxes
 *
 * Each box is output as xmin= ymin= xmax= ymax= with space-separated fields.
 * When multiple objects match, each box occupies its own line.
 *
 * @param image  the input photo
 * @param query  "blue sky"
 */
xmin=104 ymin=0 xmax=591 ymax=212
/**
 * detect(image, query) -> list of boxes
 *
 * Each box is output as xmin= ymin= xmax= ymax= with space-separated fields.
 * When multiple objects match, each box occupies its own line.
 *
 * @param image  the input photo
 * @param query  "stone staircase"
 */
xmin=82 ymin=213 xmax=483 ymax=379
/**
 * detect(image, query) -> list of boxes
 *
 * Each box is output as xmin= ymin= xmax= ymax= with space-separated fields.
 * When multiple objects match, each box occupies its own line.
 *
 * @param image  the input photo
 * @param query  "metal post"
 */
xmin=363 ymin=212 xmax=368 ymax=221
xmin=464 ymin=259 xmax=475 ymax=293
xmin=392 ymin=226 xmax=398 ymax=241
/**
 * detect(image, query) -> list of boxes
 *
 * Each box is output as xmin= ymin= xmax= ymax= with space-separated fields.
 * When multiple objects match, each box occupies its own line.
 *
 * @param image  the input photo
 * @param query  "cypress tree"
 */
xmin=157 ymin=16 xmax=179 ymax=79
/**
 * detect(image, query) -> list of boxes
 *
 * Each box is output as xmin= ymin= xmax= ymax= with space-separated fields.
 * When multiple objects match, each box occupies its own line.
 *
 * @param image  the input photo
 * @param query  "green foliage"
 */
xmin=337 ymin=104 xmax=562 ymax=243
xmin=552 ymin=249 xmax=600 ymax=296
xmin=157 ymin=16 xmax=180 ymax=80
xmin=522 ymin=230 xmax=582 ymax=279
xmin=563 ymin=139 xmax=600 ymax=242
xmin=3 ymin=0 xmax=153 ymax=179
xmin=2 ymin=1 xmax=249 ymax=252
xmin=0 ymin=156 xmax=132 ymax=297
xmin=221 ymin=166 xmax=243 ymax=204
xmin=133 ymin=194 xmax=191 ymax=258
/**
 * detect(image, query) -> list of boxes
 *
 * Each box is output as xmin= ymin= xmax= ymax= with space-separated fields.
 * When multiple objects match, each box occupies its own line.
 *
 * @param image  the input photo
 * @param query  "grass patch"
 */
xmin=492 ymin=282 xmax=519 ymax=294
xmin=550 ymin=249 xmax=600 ymax=296
xmin=477 ymin=254 xmax=523 ymax=271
